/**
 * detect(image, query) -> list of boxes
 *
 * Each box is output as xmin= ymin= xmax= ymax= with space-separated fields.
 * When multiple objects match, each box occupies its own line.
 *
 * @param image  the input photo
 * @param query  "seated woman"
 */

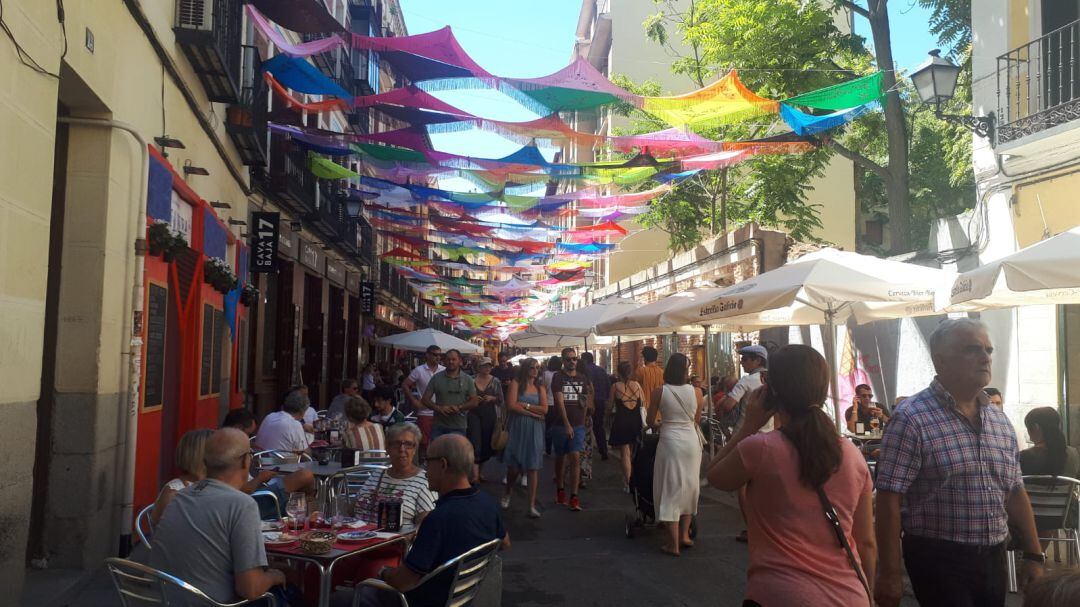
xmin=151 ymin=428 xmax=213 ymax=525
xmin=1020 ymin=407 xmax=1080 ymax=478
xmin=343 ymin=395 xmax=386 ymax=453
xmin=353 ymin=423 xmax=436 ymax=529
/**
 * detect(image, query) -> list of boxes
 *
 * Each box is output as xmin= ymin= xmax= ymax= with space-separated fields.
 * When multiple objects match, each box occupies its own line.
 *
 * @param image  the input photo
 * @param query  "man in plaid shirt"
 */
xmin=874 ymin=319 xmax=1043 ymax=607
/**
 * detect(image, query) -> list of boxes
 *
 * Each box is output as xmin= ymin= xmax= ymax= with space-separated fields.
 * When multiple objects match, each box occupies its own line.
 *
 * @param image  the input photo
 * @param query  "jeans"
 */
xmin=903 ymin=534 xmax=1007 ymax=607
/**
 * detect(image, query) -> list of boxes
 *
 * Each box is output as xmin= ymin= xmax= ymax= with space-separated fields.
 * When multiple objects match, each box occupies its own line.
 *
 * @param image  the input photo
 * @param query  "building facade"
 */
xmin=0 ymin=0 xmax=425 ymax=596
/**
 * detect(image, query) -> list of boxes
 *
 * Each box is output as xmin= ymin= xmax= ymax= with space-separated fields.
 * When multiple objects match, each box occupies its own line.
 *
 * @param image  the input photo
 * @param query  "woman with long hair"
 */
xmin=609 ymin=360 xmax=645 ymax=491
xmin=647 ymin=352 xmax=704 ymax=556
xmin=151 ymin=428 xmax=213 ymax=525
xmin=706 ymin=344 xmax=876 ymax=606
xmin=1021 ymin=407 xmax=1080 ymax=478
xmin=469 ymin=357 xmax=502 ymax=482
xmin=500 ymin=358 xmax=548 ymax=517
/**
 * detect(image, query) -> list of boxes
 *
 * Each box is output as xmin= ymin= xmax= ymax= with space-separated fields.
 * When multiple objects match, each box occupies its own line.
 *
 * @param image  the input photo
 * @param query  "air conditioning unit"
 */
xmin=176 ymin=0 xmax=213 ymax=31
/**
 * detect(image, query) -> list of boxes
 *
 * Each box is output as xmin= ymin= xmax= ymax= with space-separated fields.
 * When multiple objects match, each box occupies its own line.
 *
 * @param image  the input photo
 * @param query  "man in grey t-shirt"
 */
xmin=151 ymin=428 xmax=285 ymax=605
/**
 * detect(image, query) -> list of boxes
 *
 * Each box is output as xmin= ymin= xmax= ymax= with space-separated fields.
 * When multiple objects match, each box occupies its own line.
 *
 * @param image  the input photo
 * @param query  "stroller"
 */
xmin=624 ymin=430 xmax=698 ymax=539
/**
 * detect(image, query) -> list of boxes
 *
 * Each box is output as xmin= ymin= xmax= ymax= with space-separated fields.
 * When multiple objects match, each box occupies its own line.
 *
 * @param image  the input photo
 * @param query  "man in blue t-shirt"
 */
xmin=356 ymin=434 xmax=509 ymax=607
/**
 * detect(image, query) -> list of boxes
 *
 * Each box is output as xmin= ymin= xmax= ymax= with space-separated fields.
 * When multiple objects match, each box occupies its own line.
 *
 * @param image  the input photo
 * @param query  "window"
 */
xmin=200 ymin=303 xmax=226 ymax=396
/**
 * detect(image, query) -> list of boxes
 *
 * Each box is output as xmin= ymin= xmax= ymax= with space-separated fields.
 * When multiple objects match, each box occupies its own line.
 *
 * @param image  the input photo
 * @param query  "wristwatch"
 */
xmin=1021 ymin=552 xmax=1047 ymax=564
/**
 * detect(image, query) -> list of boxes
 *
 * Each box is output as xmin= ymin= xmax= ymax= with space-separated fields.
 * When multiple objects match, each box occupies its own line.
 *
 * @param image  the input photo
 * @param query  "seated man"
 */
xmin=255 ymin=390 xmax=311 ymax=454
xmin=844 ymin=383 xmax=889 ymax=433
xmin=221 ymin=408 xmax=316 ymax=510
xmin=369 ymin=386 xmax=406 ymax=428
xmin=150 ymin=428 xmax=286 ymax=605
xmin=356 ymin=434 xmax=509 ymax=607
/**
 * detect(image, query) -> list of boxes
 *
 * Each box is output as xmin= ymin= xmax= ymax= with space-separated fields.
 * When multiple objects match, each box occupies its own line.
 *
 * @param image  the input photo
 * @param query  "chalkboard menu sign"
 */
xmin=212 ymin=308 xmax=225 ymax=389
xmin=145 ymin=284 xmax=167 ymax=409
xmin=201 ymin=304 xmax=214 ymax=395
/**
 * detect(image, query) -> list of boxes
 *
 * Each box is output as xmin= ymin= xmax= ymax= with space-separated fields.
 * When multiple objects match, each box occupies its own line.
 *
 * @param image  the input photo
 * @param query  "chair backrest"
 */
xmin=412 ymin=538 xmax=502 ymax=607
xmin=105 ymin=557 xmax=276 ymax=607
xmin=251 ymin=489 xmax=282 ymax=520
xmin=253 ymin=450 xmax=311 ymax=465
xmin=1023 ymin=475 xmax=1080 ymax=532
xmin=136 ymin=505 xmax=154 ymax=549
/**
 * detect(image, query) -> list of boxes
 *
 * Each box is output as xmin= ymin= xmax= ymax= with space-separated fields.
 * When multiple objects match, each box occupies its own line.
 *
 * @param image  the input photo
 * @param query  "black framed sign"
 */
xmin=251 ymin=212 xmax=279 ymax=272
xmin=360 ymin=281 xmax=375 ymax=315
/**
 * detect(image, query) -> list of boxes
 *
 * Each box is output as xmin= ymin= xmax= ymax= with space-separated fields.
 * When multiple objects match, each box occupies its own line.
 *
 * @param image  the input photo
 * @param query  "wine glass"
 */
xmin=286 ymin=492 xmax=307 ymax=530
xmin=869 ymin=416 xmax=881 ymax=435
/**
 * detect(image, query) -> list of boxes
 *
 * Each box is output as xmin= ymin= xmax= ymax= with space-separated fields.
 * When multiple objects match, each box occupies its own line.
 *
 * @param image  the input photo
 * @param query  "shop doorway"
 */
xmin=301 ymin=273 xmax=325 ymax=404
xmin=327 ymin=286 xmax=346 ymax=395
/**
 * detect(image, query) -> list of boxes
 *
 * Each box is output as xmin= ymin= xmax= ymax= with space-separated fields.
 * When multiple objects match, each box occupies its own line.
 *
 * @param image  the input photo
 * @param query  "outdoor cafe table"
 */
xmin=265 ymin=526 xmax=409 ymax=607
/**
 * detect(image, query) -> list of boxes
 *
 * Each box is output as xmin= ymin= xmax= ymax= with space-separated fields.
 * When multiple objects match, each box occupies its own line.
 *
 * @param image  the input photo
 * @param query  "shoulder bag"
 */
xmin=815 ymin=485 xmax=872 ymax=601
xmin=490 ymin=381 xmax=513 ymax=451
xmin=668 ymin=385 xmax=707 ymax=447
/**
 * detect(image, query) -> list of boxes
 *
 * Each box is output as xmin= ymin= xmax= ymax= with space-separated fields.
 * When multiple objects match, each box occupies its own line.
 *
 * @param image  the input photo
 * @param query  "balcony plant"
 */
xmin=203 ymin=257 xmax=238 ymax=294
xmin=240 ymin=283 xmax=259 ymax=307
xmin=147 ymin=221 xmax=188 ymax=262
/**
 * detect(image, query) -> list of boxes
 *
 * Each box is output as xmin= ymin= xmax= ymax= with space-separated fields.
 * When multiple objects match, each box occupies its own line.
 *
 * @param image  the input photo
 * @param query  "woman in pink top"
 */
xmin=705 ymin=344 xmax=876 ymax=607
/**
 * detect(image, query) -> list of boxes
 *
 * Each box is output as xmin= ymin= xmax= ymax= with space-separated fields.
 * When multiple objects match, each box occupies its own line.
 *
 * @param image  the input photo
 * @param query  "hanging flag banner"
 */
xmin=784 ymin=72 xmax=884 ymax=111
xmin=250 ymin=212 xmax=280 ymax=273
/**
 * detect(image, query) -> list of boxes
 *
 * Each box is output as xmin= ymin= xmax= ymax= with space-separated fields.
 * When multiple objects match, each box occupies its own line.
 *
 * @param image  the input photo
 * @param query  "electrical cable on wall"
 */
xmin=0 ymin=0 xmax=67 ymax=79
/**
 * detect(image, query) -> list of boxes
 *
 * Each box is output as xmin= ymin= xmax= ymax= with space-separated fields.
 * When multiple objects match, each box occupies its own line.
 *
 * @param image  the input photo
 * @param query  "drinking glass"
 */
xmin=869 ymin=416 xmax=881 ymax=435
xmin=331 ymin=495 xmax=348 ymax=533
xmin=286 ymin=492 xmax=307 ymax=530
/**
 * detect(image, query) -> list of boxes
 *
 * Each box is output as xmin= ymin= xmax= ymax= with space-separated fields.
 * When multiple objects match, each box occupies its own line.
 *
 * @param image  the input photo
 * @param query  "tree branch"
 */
xmin=824 ymin=138 xmax=890 ymax=181
xmin=834 ymin=0 xmax=870 ymax=19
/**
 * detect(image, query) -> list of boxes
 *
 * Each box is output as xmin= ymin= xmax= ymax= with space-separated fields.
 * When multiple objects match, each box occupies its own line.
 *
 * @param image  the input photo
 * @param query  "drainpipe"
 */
xmin=57 ymin=117 xmax=148 ymax=556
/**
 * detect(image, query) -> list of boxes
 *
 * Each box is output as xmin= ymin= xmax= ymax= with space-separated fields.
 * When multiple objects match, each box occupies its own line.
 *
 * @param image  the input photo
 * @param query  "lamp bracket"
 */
xmin=936 ymin=107 xmax=995 ymax=141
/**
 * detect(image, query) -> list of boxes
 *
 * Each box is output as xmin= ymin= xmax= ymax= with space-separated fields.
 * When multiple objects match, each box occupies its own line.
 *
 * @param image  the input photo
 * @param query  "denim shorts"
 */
xmin=549 ymin=425 xmax=586 ymax=455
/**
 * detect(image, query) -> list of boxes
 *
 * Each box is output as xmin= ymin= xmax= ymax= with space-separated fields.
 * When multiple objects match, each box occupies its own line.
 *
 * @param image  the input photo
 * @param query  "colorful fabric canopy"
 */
xmin=265 ymin=73 xmax=350 ymax=113
xmin=308 ymin=153 xmax=360 ymax=179
xmin=642 ymin=71 xmax=779 ymax=128
xmin=498 ymin=57 xmax=638 ymax=113
xmin=250 ymin=0 xmax=346 ymax=34
xmin=247 ymin=5 xmax=345 ymax=58
xmin=780 ymin=99 xmax=883 ymax=136
xmin=680 ymin=150 xmax=748 ymax=170
xmin=785 ymin=72 xmax=884 ymax=111
xmin=262 ymin=55 xmax=351 ymax=99
xmin=352 ymin=26 xmax=489 ymax=81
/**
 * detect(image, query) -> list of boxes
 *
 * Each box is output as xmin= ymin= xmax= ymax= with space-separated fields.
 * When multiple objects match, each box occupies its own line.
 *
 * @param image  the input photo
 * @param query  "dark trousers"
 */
xmin=592 ymin=400 xmax=608 ymax=458
xmin=903 ymin=534 xmax=1007 ymax=607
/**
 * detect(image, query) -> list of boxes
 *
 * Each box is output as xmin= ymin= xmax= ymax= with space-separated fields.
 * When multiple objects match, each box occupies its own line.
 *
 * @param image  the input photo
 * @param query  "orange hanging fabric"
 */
xmin=264 ymin=72 xmax=350 ymax=113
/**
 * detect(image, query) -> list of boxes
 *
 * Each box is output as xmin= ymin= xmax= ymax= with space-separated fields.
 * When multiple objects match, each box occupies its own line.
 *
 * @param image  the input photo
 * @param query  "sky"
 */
xmin=395 ymin=0 xmax=945 ymax=168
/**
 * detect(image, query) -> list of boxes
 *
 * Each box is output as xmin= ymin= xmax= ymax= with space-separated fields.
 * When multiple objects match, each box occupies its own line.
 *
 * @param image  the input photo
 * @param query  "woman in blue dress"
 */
xmin=500 ymin=357 xmax=548 ymax=518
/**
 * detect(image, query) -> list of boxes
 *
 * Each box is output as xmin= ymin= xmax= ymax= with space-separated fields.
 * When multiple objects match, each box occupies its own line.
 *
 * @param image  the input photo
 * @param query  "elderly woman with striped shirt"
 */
xmin=354 ymin=422 xmax=437 ymax=529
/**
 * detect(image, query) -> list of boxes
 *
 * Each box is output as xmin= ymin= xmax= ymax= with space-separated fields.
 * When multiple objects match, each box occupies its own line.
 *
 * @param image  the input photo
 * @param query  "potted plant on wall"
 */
xmin=147 ymin=221 xmax=188 ymax=262
xmin=203 ymin=257 xmax=238 ymax=294
xmin=240 ymin=283 xmax=259 ymax=307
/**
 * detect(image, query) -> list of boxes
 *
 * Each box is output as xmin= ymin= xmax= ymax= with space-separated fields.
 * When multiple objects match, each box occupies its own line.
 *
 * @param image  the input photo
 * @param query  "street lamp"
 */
xmin=911 ymin=49 xmax=994 ymax=140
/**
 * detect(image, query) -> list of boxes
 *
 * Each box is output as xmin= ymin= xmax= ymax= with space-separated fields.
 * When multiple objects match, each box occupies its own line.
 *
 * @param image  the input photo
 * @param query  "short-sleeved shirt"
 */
xmin=633 ymin=364 xmax=665 ymax=414
xmin=875 ymin=379 xmax=1023 ymax=546
xmin=408 ymin=364 xmax=445 ymax=418
xmin=254 ymin=410 xmax=310 ymax=452
xmin=844 ymin=405 xmax=875 ymax=430
xmin=150 ymin=479 xmax=267 ymax=605
xmin=370 ymin=407 xmax=406 ymax=428
xmin=426 ymin=371 xmax=477 ymax=430
xmin=353 ymin=469 xmax=437 ymax=530
xmin=403 ymin=486 xmax=506 ymax=606
xmin=1019 ymin=445 xmax=1080 ymax=478
xmin=729 ymin=370 xmax=774 ymax=433
xmin=737 ymin=432 xmax=872 ymax=606
xmin=551 ymin=371 xmax=588 ymax=427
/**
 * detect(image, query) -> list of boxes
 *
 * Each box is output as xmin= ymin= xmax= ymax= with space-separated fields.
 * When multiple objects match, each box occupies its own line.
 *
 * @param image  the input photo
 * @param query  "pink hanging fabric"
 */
xmin=351 ymin=27 xmax=491 ymax=77
xmin=574 ymin=184 xmax=672 ymax=208
xmin=609 ymin=128 xmax=724 ymax=155
xmin=680 ymin=150 xmax=749 ymax=170
xmin=354 ymin=86 xmax=474 ymax=116
xmin=246 ymin=5 xmax=345 ymax=57
xmin=565 ymin=221 xmax=629 ymax=242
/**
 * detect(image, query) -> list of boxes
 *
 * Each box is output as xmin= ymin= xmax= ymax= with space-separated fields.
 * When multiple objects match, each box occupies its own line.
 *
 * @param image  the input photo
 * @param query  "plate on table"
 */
xmin=336 ymin=530 xmax=377 ymax=543
xmin=261 ymin=520 xmax=284 ymax=532
xmin=263 ymin=532 xmax=299 ymax=546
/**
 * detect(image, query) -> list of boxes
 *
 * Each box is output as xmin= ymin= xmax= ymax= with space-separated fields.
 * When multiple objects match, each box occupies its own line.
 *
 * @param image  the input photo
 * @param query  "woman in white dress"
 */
xmin=647 ymin=352 xmax=704 ymax=556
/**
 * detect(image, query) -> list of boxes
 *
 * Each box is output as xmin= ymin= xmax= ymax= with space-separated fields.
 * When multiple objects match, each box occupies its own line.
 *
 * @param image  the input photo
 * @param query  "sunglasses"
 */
xmin=563 ymin=357 xmax=578 ymax=362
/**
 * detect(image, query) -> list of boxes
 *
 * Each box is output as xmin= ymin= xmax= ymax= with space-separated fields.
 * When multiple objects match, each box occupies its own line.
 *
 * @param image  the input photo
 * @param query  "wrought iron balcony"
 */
xmin=225 ymin=45 xmax=268 ymax=166
xmin=268 ymin=139 xmax=318 ymax=213
xmin=996 ymin=19 xmax=1080 ymax=145
xmin=174 ymin=0 xmax=243 ymax=103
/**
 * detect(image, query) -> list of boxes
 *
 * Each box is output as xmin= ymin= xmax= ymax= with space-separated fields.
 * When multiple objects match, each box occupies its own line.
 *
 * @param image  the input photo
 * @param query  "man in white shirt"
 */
xmin=717 ymin=345 xmax=770 ymax=434
xmin=402 ymin=345 xmax=444 ymax=454
xmin=254 ymin=390 xmax=311 ymax=453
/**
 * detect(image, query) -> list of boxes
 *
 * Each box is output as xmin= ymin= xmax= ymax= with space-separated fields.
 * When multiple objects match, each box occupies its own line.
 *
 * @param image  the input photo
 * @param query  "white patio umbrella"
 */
xmin=660 ymin=248 xmax=952 ymax=427
xmin=377 ymin=328 xmax=484 ymax=355
xmin=509 ymin=328 xmax=613 ymax=349
xmin=943 ymin=226 xmax=1080 ymax=310
xmin=530 ymin=296 xmax=641 ymax=337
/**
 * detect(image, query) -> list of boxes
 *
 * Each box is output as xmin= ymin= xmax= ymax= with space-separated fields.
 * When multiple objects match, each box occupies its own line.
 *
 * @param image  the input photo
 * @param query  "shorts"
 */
xmin=256 ymin=477 xmax=287 ymax=519
xmin=431 ymin=426 xmax=466 ymax=441
xmin=548 ymin=425 xmax=586 ymax=455
xmin=417 ymin=415 xmax=434 ymax=447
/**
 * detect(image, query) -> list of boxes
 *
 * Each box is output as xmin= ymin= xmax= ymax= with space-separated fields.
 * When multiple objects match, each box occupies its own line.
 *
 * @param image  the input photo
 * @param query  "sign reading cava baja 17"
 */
xmin=360 ymin=281 xmax=375 ymax=315
xmin=251 ymin=212 xmax=280 ymax=272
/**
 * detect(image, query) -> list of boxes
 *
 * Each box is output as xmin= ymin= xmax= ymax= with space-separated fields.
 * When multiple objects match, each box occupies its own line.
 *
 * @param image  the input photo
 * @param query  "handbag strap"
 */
xmin=667 ymin=385 xmax=696 ymax=422
xmin=815 ymin=485 xmax=872 ymax=601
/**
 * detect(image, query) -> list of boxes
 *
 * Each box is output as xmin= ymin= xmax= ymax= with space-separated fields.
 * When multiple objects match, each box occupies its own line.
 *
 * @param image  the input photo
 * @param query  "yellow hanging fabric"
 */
xmin=641 ymin=71 xmax=779 ymax=128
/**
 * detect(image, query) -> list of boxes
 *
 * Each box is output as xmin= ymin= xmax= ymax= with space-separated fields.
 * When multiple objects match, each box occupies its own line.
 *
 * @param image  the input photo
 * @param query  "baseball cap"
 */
xmin=738 ymin=345 xmax=769 ymax=361
xmin=477 ymin=356 xmax=493 ymax=367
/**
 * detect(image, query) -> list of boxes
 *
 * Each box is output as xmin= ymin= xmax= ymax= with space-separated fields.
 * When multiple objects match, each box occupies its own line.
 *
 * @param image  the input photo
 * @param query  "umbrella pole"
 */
xmin=825 ymin=305 xmax=843 ymax=431
xmin=703 ymin=325 xmax=715 ymax=459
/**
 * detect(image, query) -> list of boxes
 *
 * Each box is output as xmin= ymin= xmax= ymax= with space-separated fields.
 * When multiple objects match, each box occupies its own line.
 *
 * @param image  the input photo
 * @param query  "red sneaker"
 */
xmin=556 ymin=488 xmax=567 ymax=505
xmin=569 ymin=495 xmax=582 ymax=511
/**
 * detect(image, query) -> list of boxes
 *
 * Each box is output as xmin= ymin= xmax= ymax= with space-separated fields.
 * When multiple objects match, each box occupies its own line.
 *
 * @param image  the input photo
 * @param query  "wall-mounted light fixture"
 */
xmin=183 ymin=160 xmax=209 ymax=176
xmin=227 ymin=218 xmax=247 ymax=226
xmin=210 ymin=201 xmax=232 ymax=209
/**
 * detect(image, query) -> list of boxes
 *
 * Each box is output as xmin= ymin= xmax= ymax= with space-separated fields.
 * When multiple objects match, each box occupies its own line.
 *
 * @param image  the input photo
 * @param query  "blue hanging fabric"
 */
xmin=224 ymin=286 xmax=241 ymax=340
xmin=147 ymin=155 xmax=174 ymax=222
xmin=262 ymin=54 xmax=352 ymax=99
xmin=655 ymin=169 xmax=701 ymax=183
xmin=779 ymin=98 xmax=882 ymax=136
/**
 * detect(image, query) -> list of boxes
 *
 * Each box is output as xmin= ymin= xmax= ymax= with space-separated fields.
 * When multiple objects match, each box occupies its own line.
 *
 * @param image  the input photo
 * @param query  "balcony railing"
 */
xmin=997 ymin=19 xmax=1080 ymax=144
xmin=174 ymin=0 xmax=243 ymax=103
xmin=225 ymin=45 xmax=268 ymax=165
xmin=268 ymin=139 xmax=318 ymax=212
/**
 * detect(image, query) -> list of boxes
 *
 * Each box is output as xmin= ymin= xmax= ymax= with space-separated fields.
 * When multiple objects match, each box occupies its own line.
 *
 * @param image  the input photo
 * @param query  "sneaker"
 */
xmin=520 ymin=476 xmax=528 ymax=487
xmin=623 ymin=482 xmax=631 ymax=494
xmin=556 ymin=488 xmax=567 ymax=506
xmin=500 ymin=495 xmax=511 ymax=510
xmin=569 ymin=495 xmax=582 ymax=511
xmin=528 ymin=506 xmax=541 ymax=519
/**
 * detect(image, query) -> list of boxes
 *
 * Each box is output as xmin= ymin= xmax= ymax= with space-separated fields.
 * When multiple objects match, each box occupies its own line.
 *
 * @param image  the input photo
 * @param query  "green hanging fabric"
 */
xmin=351 ymin=143 xmax=428 ymax=163
xmin=785 ymin=72 xmax=884 ymax=111
xmin=309 ymin=153 xmax=360 ymax=179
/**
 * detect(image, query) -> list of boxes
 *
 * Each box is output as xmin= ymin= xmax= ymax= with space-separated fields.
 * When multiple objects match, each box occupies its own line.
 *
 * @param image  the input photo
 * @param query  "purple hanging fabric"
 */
xmin=246 ymin=5 xmax=345 ymax=57
xmin=352 ymin=27 xmax=490 ymax=77
xmin=250 ymin=0 xmax=345 ymax=33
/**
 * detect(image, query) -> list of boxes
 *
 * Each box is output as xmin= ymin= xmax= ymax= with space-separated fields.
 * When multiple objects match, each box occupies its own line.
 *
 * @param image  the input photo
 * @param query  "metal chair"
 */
xmin=352 ymin=538 xmax=502 ymax=607
xmin=251 ymin=489 xmax=282 ymax=520
xmin=135 ymin=504 xmax=155 ymax=549
xmin=1006 ymin=475 xmax=1080 ymax=592
xmin=253 ymin=450 xmax=312 ymax=465
xmin=105 ymin=557 xmax=277 ymax=606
